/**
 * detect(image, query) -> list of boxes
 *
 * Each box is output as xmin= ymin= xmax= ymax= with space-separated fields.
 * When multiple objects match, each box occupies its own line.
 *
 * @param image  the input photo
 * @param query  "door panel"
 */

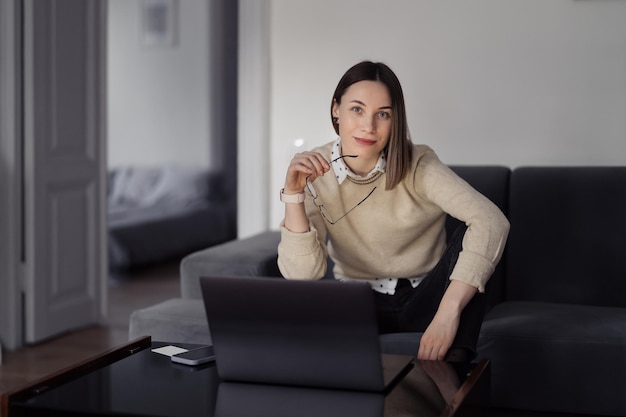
xmin=23 ymin=0 xmax=106 ymax=343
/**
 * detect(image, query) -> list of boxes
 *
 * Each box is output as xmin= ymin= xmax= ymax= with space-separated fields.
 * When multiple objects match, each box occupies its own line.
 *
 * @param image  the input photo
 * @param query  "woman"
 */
xmin=277 ymin=61 xmax=509 ymax=362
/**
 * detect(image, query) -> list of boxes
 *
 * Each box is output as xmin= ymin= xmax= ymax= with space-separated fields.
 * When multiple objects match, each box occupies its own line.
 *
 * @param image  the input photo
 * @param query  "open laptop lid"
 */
xmin=200 ymin=276 xmax=412 ymax=392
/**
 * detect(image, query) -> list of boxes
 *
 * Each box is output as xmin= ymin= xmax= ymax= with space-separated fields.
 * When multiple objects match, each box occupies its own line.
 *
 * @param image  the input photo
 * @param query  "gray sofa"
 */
xmin=129 ymin=165 xmax=626 ymax=416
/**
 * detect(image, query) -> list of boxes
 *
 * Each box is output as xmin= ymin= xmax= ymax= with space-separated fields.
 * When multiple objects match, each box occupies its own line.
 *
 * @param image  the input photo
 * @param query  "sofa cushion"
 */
xmin=505 ymin=167 xmax=626 ymax=307
xmin=379 ymin=332 xmax=423 ymax=356
xmin=180 ymin=232 xmax=283 ymax=299
xmin=478 ymin=301 xmax=626 ymax=415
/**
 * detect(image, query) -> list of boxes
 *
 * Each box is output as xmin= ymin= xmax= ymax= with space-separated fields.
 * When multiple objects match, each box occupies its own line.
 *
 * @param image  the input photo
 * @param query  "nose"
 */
xmin=361 ymin=115 xmax=376 ymax=133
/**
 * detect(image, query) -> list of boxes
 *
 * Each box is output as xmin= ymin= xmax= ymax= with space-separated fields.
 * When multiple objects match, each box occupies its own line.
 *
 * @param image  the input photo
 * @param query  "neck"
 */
xmin=345 ymin=157 xmax=377 ymax=177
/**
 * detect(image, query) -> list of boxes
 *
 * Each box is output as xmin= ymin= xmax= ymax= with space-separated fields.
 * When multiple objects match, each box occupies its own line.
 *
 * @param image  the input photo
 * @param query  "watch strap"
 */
xmin=280 ymin=189 xmax=305 ymax=204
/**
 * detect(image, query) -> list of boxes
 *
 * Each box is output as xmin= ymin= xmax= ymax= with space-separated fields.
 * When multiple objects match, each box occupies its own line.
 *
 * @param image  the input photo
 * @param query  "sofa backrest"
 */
xmin=505 ymin=167 xmax=626 ymax=307
xmin=448 ymin=166 xmax=511 ymax=308
xmin=181 ymin=231 xmax=283 ymax=299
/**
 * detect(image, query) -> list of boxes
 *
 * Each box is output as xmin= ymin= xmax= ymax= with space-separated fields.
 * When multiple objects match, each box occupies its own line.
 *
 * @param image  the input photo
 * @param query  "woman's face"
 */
xmin=332 ymin=80 xmax=392 ymax=172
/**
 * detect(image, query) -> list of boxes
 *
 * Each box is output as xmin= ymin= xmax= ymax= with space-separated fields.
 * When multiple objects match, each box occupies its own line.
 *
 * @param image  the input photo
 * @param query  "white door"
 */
xmin=22 ymin=0 xmax=107 ymax=343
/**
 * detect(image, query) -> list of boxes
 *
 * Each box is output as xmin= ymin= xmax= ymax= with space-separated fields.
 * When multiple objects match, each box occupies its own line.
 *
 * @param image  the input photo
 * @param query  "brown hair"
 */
xmin=331 ymin=61 xmax=412 ymax=190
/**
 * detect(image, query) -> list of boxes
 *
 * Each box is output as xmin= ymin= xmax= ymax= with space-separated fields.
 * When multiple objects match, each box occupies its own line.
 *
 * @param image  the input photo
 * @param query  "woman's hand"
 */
xmin=283 ymin=152 xmax=330 ymax=233
xmin=417 ymin=280 xmax=477 ymax=361
xmin=284 ymin=152 xmax=330 ymax=194
xmin=418 ymin=308 xmax=460 ymax=361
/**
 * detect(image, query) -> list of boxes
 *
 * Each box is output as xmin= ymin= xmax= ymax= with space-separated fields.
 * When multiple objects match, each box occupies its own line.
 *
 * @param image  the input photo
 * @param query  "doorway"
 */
xmin=0 ymin=0 xmax=238 ymax=351
xmin=106 ymin=0 xmax=238 ymax=278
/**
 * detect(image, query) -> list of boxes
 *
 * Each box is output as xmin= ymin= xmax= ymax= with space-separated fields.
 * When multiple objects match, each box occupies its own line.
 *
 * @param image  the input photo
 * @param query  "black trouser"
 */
xmin=374 ymin=225 xmax=486 ymax=358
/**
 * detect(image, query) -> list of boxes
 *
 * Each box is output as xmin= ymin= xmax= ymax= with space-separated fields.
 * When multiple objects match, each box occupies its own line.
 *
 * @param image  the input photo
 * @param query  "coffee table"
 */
xmin=2 ymin=337 xmax=489 ymax=417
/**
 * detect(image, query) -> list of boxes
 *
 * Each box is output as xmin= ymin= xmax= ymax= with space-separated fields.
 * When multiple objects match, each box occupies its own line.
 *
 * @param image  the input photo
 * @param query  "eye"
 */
xmin=377 ymin=111 xmax=390 ymax=119
xmin=351 ymin=106 xmax=363 ymax=114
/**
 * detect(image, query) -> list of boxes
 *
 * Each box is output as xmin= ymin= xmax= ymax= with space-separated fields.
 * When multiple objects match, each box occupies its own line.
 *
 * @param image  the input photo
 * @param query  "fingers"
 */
xmin=284 ymin=152 xmax=331 ymax=193
xmin=418 ymin=344 xmax=448 ymax=361
xmin=417 ymin=309 xmax=461 ymax=361
xmin=417 ymin=324 xmax=456 ymax=361
xmin=417 ymin=340 xmax=449 ymax=361
xmin=293 ymin=152 xmax=330 ymax=176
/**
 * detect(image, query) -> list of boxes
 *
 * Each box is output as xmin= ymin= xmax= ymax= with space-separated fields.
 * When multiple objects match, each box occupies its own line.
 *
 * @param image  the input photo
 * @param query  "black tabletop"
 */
xmin=6 ymin=340 xmax=487 ymax=417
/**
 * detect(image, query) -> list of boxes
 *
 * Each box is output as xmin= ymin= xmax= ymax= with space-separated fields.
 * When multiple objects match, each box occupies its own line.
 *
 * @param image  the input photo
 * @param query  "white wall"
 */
xmin=107 ymin=0 xmax=211 ymax=168
xmin=238 ymin=0 xmax=270 ymax=238
xmin=265 ymin=0 xmax=626 ymax=228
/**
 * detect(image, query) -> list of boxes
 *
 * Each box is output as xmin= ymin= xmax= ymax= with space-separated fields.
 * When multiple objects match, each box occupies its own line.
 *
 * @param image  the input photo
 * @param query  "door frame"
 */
xmin=0 ymin=0 xmax=23 ymax=351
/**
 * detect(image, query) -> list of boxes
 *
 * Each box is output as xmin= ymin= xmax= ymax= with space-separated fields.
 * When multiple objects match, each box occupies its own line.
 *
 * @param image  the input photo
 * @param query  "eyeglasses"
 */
xmin=305 ymin=155 xmax=377 ymax=225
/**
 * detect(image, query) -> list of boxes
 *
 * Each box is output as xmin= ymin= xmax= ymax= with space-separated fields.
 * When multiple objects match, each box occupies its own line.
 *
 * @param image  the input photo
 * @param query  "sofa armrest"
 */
xmin=180 ymin=231 xmax=282 ymax=299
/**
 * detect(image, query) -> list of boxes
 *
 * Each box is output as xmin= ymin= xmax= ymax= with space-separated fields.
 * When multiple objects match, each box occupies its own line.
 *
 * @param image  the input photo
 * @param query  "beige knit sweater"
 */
xmin=278 ymin=142 xmax=510 ymax=292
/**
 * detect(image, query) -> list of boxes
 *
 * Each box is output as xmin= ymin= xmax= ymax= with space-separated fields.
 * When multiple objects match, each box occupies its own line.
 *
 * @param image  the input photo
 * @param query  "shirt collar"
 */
xmin=330 ymin=137 xmax=386 ymax=185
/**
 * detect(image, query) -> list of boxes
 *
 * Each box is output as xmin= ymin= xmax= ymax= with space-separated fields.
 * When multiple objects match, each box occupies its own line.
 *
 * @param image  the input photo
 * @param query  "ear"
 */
xmin=332 ymin=100 xmax=339 ymax=118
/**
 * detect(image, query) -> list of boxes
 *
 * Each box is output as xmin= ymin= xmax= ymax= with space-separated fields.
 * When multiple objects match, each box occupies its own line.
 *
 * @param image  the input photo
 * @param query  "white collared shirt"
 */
xmin=339 ymin=276 xmax=427 ymax=295
xmin=329 ymin=138 xmax=386 ymax=185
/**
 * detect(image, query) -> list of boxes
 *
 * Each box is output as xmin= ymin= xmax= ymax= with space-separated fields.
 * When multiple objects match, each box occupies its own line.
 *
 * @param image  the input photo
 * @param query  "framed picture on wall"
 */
xmin=140 ymin=0 xmax=178 ymax=47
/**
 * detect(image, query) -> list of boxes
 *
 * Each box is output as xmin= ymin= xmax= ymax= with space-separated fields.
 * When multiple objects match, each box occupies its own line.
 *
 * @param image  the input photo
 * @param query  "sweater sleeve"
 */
xmin=277 ymin=143 xmax=332 ymax=280
xmin=416 ymin=149 xmax=510 ymax=292
xmin=277 ymin=223 xmax=328 ymax=279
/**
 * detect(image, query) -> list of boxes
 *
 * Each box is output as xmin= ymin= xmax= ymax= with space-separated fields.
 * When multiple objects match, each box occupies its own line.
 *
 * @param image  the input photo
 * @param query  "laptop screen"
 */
xmin=200 ymin=276 xmax=411 ymax=392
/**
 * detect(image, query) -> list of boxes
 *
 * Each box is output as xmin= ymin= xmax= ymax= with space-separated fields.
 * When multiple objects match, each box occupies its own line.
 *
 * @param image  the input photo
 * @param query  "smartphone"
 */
xmin=170 ymin=346 xmax=215 ymax=366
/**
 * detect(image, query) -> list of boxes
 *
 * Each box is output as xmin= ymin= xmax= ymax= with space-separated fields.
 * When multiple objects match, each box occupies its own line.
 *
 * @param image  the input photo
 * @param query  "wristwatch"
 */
xmin=280 ymin=189 xmax=305 ymax=204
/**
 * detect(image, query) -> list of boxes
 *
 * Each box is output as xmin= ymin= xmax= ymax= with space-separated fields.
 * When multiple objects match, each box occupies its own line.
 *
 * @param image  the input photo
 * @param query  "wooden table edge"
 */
xmin=1 ymin=336 xmax=151 ymax=417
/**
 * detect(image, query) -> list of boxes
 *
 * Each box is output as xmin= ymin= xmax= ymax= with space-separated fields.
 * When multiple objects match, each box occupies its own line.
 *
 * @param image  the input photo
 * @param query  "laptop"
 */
xmin=200 ymin=276 xmax=413 ymax=393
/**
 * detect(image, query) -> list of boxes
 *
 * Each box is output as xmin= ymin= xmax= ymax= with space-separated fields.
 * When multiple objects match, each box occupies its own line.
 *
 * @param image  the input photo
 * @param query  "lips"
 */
xmin=354 ymin=137 xmax=377 ymax=146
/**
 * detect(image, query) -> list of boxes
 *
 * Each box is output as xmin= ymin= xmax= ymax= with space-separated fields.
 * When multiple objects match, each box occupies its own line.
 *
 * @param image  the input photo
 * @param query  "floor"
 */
xmin=0 ymin=258 xmax=182 ymax=396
